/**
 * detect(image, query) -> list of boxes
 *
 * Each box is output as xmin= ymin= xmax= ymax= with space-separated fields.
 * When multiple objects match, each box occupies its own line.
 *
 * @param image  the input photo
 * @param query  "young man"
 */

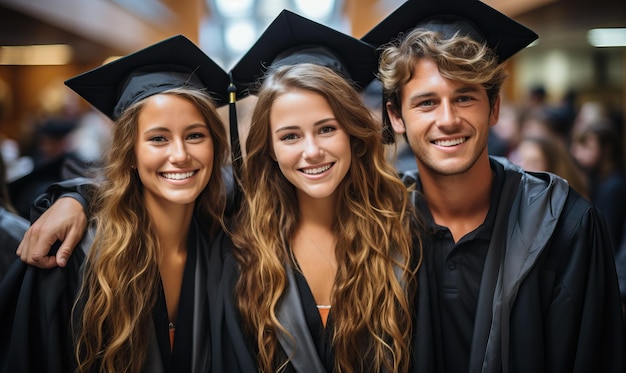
xmin=362 ymin=0 xmax=625 ymax=372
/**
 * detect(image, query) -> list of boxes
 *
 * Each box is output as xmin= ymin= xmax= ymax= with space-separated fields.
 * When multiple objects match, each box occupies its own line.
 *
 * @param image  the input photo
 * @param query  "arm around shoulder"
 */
xmin=16 ymin=177 xmax=95 ymax=268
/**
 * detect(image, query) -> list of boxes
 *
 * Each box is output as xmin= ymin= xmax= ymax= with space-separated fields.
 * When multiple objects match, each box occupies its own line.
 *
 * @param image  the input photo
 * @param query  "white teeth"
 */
xmin=434 ymin=138 xmax=466 ymax=147
xmin=302 ymin=164 xmax=332 ymax=175
xmin=162 ymin=171 xmax=194 ymax=180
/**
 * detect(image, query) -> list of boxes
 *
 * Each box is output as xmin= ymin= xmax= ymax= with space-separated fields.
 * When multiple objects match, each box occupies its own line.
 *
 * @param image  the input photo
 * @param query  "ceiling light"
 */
xmin=225 ymin=20 xmax=257 ymax=54
xmin=587 ymin=28 xmax=626 ymax=47
xmin=294 ymin=0 xmax=335 ymax=21
xmin=214 ymin=0 xmax=254 ymax=18
xmin=0 ymin=44 xmax=73 ymax=65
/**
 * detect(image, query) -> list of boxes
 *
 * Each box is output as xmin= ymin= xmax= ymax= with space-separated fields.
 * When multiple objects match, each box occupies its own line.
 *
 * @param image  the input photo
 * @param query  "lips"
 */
xmin=433 ymin=137 xmax=467 ymax=147
xmin=300 ymin=163 xmax=332 ymax=175
xmin=161 ymin=171 xmax=195 ymax=180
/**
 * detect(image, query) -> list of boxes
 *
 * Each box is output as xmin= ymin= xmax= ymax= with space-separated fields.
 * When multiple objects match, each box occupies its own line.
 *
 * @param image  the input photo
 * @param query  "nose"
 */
xmin=302 ymin=137 xmax=323 ymax=161
xmin=437 ymin=100 xmax=461 ymax=127
xmin=169 ymin=139 xmax=190 ymax=163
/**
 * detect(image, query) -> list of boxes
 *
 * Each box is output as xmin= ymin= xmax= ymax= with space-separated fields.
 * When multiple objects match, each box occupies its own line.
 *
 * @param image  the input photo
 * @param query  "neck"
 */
xmin=292 ymin=193 xmax=338 ymax=308
xmin=145 ymin=198 xmax=194 ymax=254
xmin=419 ymin=154 xmax=493 ymax=241
xmin=296 ymin=192 xmax=336 ymax=230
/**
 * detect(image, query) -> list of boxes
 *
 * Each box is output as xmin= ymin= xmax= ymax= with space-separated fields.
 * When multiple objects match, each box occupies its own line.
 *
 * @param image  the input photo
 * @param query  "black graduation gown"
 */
xmin=0 ymin=206 xmax=29 ymax=282
xmin=215 ymin=241 xmax=423 ymax=373
xmin=0 ymin=216 xmax=226 ymax=373
xmin=215 ymin=254 xmax=333 ymax=373
xmin=407 ymin=157 xmax=626 ymax=373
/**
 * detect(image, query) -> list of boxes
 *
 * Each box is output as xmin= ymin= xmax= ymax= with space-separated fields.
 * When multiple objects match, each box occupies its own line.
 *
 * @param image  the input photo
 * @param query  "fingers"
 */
xmin=55 ymin=228 xmax=83 ymax=267
xmin=16 ymin=197 xmax=88 ymax=269
xmin=17 ymin=223 xmax=59 ymax=268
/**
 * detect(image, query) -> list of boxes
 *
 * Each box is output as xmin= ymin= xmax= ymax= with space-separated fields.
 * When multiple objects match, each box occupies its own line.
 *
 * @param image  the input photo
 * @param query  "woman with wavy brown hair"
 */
xmin=1 ymin=35 xmax=231 ymax=373
xmin=73 ymin=84 xmax=227 ymax=372
xmin=227 ymin=61 xmax=421 ymax=372
xmin=208 ymin=11 xmax=423 ymax=372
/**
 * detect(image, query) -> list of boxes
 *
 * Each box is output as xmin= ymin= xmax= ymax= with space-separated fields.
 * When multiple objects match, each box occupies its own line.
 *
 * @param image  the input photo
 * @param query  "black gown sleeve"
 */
xmin=0 ymin=242 xmax=86 ymax=373
xmin=210 ymin=238 xmax=258 ymax=372
xmin=510 ymin=201 xmax=626 ymax=372
xmin=29 ymin=177 xmax=97 ymax=223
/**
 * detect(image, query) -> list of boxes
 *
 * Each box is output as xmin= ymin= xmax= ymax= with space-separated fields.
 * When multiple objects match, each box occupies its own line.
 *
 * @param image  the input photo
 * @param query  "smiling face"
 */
xmin=270 ymin=88 xmax=351 ymax=202
xmin=135 ymin=93 xmax=214 ymax=210
xmin=516 ymin=139 xmax=549 ymax=172
xmin=387 ymin=58 xmax=499 ymax=178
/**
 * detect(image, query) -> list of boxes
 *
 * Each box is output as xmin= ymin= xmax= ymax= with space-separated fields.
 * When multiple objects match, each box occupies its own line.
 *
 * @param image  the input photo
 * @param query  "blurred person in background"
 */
xmin=571 ymin=119 xmax=626 ymax=252
xmin=488 ymin=101 xmax=522 ymax=158
xmin=515 ymin=135 xmax=588 ymax=199
xmin=31 ymin=117 xmax=77 ymax=167
xmin=7 ymin=117 xmax=90 ymax=219
xmin=0 ymin=151 xmax=29 ymax=281
xmin=572 ymin=119 xmax=626 ymax=323
xmin=67 ymin=109 xmax=113 ymax=164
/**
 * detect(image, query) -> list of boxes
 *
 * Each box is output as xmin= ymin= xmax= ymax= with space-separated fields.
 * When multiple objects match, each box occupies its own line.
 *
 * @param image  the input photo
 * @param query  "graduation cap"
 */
xmin=230 ymin=9 xmax=379 ymax=97
xmin=64 ymin=35 xmax=244 ymax=212
xmin=224 ymin=9 xmax=383 ymax=195
xmin=361 ymin=0 xmax=538 ymax=144
xmin=361 ymin=0 xmax=538 ymax=63
xmin=64 ymin=34 xmax=230 ymax=121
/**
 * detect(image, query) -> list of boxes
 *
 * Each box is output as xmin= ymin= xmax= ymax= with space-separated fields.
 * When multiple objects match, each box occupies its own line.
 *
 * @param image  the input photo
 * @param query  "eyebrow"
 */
xmin=143 ymin=123 xmax=208 ymax=134
xmin=274 ymin=117 xmax=337 ymax=134
xmin=407 ymin=86 xmax=483 ymax=104
xmin=456 ymin=86 xmax=482 ymax=94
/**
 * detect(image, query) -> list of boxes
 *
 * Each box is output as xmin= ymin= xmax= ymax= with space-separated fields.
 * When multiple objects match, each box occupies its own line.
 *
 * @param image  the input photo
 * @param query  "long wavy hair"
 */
xmin=72 ymin=87 xmax=229 ymax=373
xmin=379 ymin=29 xmax=509 ymax=117
xmin=232 ymin=63 xmax=421 ymax=373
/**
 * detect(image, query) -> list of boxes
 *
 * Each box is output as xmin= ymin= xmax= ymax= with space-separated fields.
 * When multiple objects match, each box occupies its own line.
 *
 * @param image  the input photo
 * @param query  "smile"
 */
xmin=433 ymin=137 xmax=467 ymax=147
xmin=161 ymin=171 xmax=195 ymax=180
xmin=301 ymin=163 xmax=332 ymax=175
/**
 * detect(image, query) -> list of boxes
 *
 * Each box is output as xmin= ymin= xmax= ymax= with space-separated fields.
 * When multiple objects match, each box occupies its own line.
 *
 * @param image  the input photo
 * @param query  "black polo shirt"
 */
xmin=413 ymin=160 xmax=505 ymax=373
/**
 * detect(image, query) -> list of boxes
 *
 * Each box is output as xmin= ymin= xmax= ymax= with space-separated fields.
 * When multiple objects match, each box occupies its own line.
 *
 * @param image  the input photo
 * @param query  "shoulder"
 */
xmin=543 ymin=187 xmax=613 ymax=274
xmin=0 ymin=207 xmax=29 ymax=241
xmin=552 ymin=188 xmax=595 ymax=241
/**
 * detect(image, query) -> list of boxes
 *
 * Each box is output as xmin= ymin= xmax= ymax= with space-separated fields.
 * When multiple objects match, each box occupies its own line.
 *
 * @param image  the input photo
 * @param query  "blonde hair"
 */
xmin=73 ymin=87 xmax=228 ymax=373
xmin=232 ymin=63 xmax=421 ymax=373
xmin=379 ymin=29 xmax=508 ymax=117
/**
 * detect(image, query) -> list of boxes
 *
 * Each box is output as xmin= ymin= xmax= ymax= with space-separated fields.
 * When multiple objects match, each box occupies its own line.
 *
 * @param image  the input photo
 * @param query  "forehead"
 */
xmin=403 ymin=59 xmax=485 ymax=93
xmin=270 ymin=90 xmax=334 ymax=126
xmin=137 ymin=94 xmax=205 ymax=127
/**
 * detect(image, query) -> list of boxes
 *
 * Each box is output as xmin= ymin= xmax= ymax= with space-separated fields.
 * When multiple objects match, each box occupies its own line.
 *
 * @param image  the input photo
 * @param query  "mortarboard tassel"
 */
xmin=228 ymin=72 xmax=243 ymax=213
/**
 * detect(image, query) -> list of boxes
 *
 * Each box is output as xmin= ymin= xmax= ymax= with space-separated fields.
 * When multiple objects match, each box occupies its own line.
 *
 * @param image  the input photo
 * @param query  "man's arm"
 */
xmin=16 ymin=178 xmax=94 ymax=268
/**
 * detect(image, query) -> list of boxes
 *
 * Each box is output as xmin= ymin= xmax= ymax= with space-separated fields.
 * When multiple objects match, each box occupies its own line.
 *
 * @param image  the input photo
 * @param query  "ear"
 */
xmin=489 ymin=95 xmax=501 ymax=127
xmin=386 ymin=102 xmax=406 ymax=134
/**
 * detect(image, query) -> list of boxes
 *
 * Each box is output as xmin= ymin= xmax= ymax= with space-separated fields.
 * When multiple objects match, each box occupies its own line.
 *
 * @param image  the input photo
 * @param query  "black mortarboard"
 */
xmin=362 ymin=0 xmax=538 ymax=63
xmin=230 ymin=9 xmax=379 ymax=96
xmin=64 ymin=34 xmax=230 ymax=121
xmin=224 ymin=10 xmax=382 ymax=196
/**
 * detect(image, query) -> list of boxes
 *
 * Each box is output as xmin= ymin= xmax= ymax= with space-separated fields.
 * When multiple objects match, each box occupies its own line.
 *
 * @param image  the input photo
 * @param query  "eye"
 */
xmin=279 ymin=133 xmax=300 ymax=142
xmin=187 ymin=132 xmax=208 ymax=141
xmin=414 ymin=99 xmax=436 ymax=108
xmin=319 ymin=125 xmax=336 ymax=135
xmin=456 ymin=95 xmax=475 ymax=103
xmin=148 ymin=135 xmax=167 ymax=142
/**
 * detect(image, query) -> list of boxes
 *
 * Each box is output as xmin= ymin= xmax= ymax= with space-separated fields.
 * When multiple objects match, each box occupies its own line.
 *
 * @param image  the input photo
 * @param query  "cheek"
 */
xmin=203 ymin=141 xmax=215 ymax=166
xmin=272 ymin=145 xmax=297 ymax=171
xmin=135 ymin=146 xmax=159 ymax=171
